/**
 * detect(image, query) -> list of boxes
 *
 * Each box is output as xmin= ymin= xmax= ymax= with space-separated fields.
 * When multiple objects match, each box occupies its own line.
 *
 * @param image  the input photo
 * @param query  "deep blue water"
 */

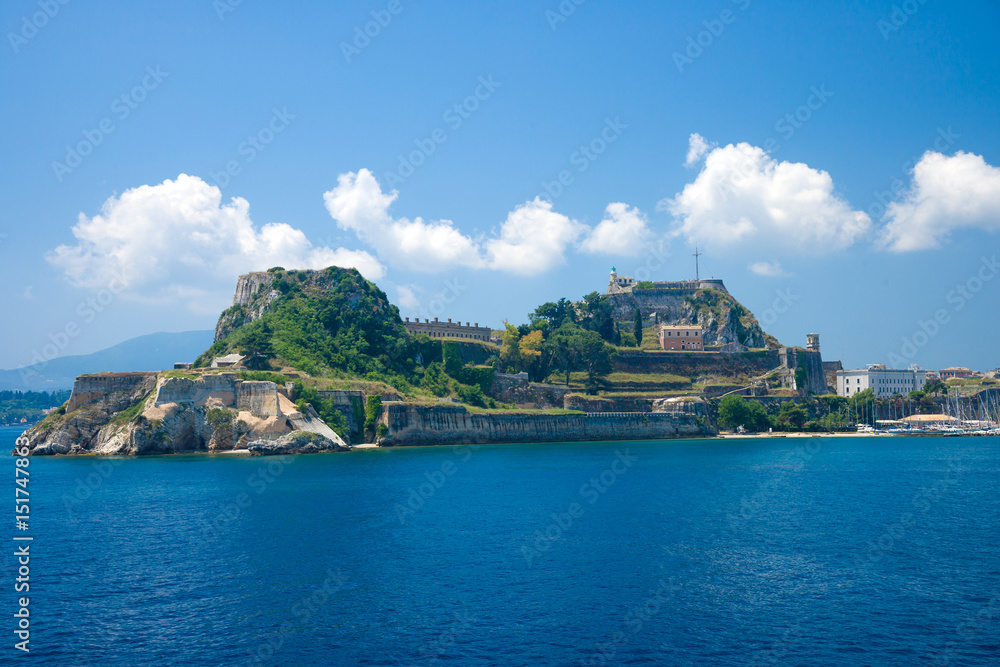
xmin=3 ymin=424 xmax=999 ymax=666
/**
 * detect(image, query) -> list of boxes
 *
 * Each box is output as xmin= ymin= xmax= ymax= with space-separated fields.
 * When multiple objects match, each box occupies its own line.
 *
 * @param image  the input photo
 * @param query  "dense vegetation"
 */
xmin=0 ymin=390 xmax=71 ymax=425
xmin=489 ymin=291 xmax=623 ymax=393
xmin=713 ymin=388 xmax=955 ymax=433
xmin=196 ymin=267 xmax=504 ymax=410
xmin=717 ymin=394 xmax=849 ymax=433
xmin=197 ymin=267 xmax=415 ymax=384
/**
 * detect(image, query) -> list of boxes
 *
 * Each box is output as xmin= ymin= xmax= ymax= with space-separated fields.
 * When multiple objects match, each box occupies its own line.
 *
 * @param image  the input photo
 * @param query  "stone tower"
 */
xmin=806 ymin=333 xmax=820 ymax=352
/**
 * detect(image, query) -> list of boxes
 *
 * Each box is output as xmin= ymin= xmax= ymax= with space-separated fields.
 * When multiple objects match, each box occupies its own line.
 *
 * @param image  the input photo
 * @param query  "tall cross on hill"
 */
xmin=693 ymin=246 xmax=702 ymax=281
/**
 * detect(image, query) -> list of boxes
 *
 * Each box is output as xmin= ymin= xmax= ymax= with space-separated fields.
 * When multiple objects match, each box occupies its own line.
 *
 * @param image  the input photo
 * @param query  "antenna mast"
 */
xmin=693 ymin=246 xmax=702 ymax=282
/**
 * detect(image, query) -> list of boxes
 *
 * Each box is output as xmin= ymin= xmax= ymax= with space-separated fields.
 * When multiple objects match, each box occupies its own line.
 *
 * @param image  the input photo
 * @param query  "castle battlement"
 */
xmin=606 ymin=267 xmax=727 ymax=295
xmin=404 ymin=317 xmax=492 ymax=342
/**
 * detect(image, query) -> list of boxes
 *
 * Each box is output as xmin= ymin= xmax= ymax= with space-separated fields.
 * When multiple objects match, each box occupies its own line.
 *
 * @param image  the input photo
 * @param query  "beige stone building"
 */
xmin=404 ymin=317 xmax=492 ymax=342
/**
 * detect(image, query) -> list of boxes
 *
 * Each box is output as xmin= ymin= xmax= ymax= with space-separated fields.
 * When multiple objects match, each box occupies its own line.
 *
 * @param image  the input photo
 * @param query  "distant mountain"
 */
xmin=0 ymin=331 xmax=215 ymax=392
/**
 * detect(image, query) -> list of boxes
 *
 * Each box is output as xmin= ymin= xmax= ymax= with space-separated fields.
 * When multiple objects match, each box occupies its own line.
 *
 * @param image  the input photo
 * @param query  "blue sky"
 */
xmin=2 ymin=0 xmax=999 ymax=373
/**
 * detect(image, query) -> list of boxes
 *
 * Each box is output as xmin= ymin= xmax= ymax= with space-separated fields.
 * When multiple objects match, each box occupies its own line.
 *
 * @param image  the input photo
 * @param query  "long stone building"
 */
xmin=404 ymin=317 xmax=492 ymax=342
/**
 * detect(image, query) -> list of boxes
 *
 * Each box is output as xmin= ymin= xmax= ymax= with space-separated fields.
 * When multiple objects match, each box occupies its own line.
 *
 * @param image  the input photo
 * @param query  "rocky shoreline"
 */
xmin=16 ymin=371 xmax=715 ymax=457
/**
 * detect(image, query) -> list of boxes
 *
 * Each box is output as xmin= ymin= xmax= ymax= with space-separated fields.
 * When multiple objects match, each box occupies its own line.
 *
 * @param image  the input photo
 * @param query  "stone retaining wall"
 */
xmin=489 ymin=373 xmax=570 ymax=407
xmin=378 ymin=403 xmax=712 ymax=446
xmin=67 ymin=373 xmax=158 ymax=412
xmin=237 ymin=381 xmax=279 ymax=418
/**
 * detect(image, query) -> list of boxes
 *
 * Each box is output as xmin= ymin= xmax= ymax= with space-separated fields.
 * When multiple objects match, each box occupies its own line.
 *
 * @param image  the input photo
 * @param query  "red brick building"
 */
xmin=658 ymin=325 xmax=704 ymax=351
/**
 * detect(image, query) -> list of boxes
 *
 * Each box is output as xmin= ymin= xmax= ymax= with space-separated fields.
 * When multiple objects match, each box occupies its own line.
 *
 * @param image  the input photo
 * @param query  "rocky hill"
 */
xmin=19 ymin=266 xmax=414 ymax=457
xmin=607 ymin=287 xmax=778 ymax=348
xmin=200 ymin=266 xmax=414 ymax=379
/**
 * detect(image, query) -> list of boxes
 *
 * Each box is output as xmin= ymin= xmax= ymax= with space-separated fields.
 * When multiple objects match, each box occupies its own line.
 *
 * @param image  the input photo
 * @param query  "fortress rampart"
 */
xmin=152 ymin=373 xmax=280 ymax=419
xmin=612 ymin=348 xmax=828 ymax=394
xmin=67 ymin=373 xmax=159 ymax=412
xmin=237 ymin=381 xmax=279 ymax=418
xmin=378 ymin=403 xmax=712 ymax=446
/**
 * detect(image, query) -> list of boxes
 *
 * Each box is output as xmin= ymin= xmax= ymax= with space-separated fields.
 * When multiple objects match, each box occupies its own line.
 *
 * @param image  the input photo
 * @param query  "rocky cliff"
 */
xmin=214 ymin=272 xmax=282 ymax=341
xmin=20 ymin=371 xmax=349 ymax=456
xmin=200 ymin=266 xmax=413 ymax=379
xmin=608 ymin=287 xmax=778 ymax=348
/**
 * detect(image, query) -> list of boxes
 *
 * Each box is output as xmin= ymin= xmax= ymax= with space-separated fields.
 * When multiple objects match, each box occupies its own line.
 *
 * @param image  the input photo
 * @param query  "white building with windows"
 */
xmin=836 ymin=364 xmax=929 ymax=398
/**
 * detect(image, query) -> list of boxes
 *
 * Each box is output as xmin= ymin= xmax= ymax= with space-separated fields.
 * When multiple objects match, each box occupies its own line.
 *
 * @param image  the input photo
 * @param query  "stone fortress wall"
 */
xmin=151 ymin=373 xmax=279 ymax=419
xmin=378 ymin=402 xmax=712 ymax=446
xmin=236 ymin=381 xmax=280 ymax=418
xmin=67 ymin=373 xmax=159 ymax=412
xmin=317 ymin=389 xmax=402 ymax=435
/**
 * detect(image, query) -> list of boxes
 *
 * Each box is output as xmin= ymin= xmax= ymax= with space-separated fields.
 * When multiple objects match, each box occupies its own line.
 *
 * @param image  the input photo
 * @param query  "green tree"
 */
xmin=531 ymin=298 xmax=574 ymax=327
xmin=240 ymin=322 xmax=275 ymax=370
xmin=456 ymin=383 xmax=487 ymax=407
xmin=580 ymin=292 xmax=615 ymax=342
xmin=519 ymin=329 xmax=549 ymax=381
xmin=777 ymin=401 xmax=809 ymax=430
xmin=548 ymin=322 xmax=583 ymax=385
xmin=717 ymin=395 xmax=770 ymax=432
xmin=579 ymin=330 xmax=616 ymax=394
xmin=499 ymin=321 xmax=523 ymax=373
xmin=363 ymin=395 xmax=383 ymax=440
xmin=633 ymin=308 xmax=643 ymax=347
xmin=718 ymin=395 xmax=751 ymax=430
xmin=442 ymin=341 xmax=464 ymax=376
xmin=923 ymin=379 xmax=948 ymax=396
xmin=420 ymin=362 xmax=450 ymax=396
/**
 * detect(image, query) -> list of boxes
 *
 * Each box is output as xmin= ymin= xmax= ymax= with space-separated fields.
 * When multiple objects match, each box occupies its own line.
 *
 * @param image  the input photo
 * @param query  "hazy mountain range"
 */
xmin=0 ymin=331 xmax=214 ymax=392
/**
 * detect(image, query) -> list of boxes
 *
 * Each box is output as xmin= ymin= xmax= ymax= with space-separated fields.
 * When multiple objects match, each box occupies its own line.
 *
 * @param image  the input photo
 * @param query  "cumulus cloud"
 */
xmin=684 ymin=133 xmax=715 ymax=168
xmin=323 ymin=169 xmax=483 ymax=271
xmin=395 ymin=284 xmax=421 ymax=311
xmin=879 ymin=150 xmax=1000 ymax=252
xmin=484 ymin=198 xmax=586 ymax=273
xmin=663 ymin=135 xmax=871 ymax=254
xmin=579 ymin=203 xmax=653 ymax=256
xmin=748 ymin=260 xmax=788 ymax=277
xmin=46 ymin=174 xmax=384 ymax=307
xmin=323 ymin=169 xmax=587 ymax=275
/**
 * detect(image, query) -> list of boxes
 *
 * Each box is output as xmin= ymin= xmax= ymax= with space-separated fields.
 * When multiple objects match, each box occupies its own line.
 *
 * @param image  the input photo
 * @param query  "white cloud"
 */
xmin=323 ymin=169 xmax=587 ymax=275
xmin=684 ymin=133 xmax=715 ymax=168
xmin=748 ymin=260 xmax=788 ymax=277
xmin=324 ymin=169 xmax=484 ymax=272
xmin=484 ymin=198 xmax=586 ymax=274
xmin=395 ymin=284 xmax=421 ymax=311
xmin=879 ymin=150 xmax=1000 ymax=252
xmin=579 ymin=203 xmax=653 ymax=256
xmin=662 ymin=137 xmax=871 ymax=254
xmin=46 ymin=174 xmax=384 ymax=307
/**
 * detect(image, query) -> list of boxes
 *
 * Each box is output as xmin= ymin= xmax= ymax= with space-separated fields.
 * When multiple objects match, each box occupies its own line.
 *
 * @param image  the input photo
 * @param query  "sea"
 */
xmin=2 ymin=424 xmax=998 ymax=666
